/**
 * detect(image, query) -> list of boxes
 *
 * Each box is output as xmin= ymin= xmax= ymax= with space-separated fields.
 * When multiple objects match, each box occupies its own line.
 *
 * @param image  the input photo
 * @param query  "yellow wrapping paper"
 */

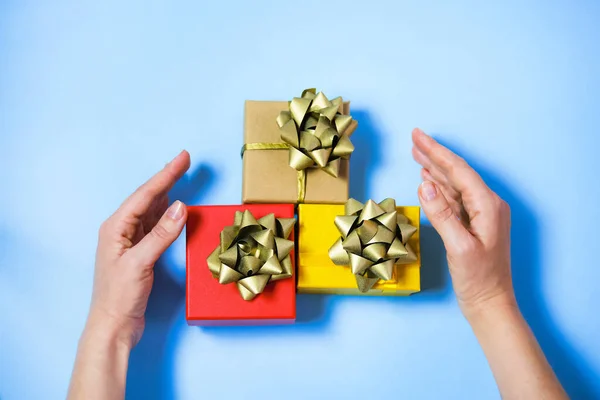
xmin=297 ymin=204 xmax=421 ymax=295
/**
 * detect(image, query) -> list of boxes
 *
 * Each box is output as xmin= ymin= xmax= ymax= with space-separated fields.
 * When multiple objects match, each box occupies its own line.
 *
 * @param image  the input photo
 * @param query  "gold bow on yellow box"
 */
xmin=328 ymin=198 xmax=418 ymax=293
xmin=207 ymin=210 xmax=295 ymax=301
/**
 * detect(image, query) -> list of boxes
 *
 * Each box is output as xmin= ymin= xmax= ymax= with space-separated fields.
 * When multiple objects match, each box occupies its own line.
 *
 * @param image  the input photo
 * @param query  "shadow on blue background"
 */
xmin=435 ymin=136 xmax=598 ymax=399
xmin=414 ymin=225 xmax=451 ymax=301
xmin=349 ymin=110 xmax=381 ymax=201
xmin=126 ymin=163 xmax=216 ymax=399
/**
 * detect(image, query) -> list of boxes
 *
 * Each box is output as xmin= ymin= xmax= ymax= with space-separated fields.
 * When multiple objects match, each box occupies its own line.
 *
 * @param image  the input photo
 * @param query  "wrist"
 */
xmin=460 ymin=292 xmax=519 ymax=326
xmin=82 ymin=308 xmax=137 ymax=352
xmin=69 ymin=309 xmax=132 ymax=399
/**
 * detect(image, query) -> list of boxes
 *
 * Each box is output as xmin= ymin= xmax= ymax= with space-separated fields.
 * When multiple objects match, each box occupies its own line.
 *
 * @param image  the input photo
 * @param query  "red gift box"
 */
xmin=186 ymin=204 xmax=296 ymax=326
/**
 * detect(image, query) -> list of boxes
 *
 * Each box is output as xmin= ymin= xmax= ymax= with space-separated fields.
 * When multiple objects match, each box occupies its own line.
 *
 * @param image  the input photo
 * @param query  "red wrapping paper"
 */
xmin=186 ymin=204 xmax=296 ymax=326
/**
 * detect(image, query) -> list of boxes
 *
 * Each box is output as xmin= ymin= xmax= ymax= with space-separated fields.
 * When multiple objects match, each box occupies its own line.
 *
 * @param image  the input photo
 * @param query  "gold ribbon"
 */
xmin=328 ymin=198 xmax=418 ymax=293
xmin=241 ymin=88 xmax=357 ymax=203
xmin=207 ymin=210 xmax=296 ymax=301
xmin=240 ymin=143 xmax=306 ymax=201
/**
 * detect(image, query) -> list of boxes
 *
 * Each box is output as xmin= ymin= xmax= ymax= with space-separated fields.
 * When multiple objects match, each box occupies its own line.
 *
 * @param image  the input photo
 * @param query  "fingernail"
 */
xmin=166 ymin=200 xmax=184 ymax=220
xmin=420 ymin=181 xmax=437 ymax=201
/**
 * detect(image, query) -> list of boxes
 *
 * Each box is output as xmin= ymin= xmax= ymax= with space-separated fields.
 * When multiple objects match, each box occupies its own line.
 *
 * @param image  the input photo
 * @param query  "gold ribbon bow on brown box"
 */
xmin=328 ymin=198 xmax=418 ymax=293
xmin=207 ymin=210 xmax=295 ymax=301
xmin=242 ymin=88 xmax=358 ymax=203
xmin=277 ymin=88 xmax=356 ymax=176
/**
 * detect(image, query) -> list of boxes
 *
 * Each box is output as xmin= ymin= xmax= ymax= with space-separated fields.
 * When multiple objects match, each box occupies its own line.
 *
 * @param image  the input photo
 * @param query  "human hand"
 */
xmin=411 ymin=129 xmax=568 ymax=398
xmin=411 ymin=129 xmax=515 ymax=318
xmin=88 ymin=150 xmax=190 ymax=348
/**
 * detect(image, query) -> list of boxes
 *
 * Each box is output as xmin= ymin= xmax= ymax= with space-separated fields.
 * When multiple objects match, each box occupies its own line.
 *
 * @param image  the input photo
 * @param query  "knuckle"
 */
xmin=164 ymin=167 xmax=179 ymax=183
xmin=454 ymin=155 xmax=466 ymax=167
xmin=447 ymin=188 xmax=462 ymax=202
xmin=500 ymin=199 xmax=511 ymax=216
xmin=491 ymin=195 xmax=510 ymax=217
xmin=433 ymin=203 xmax=454 ymax=224
xmin=492 ymin=194 xmax=503 ymax=209
xmin=441 ymin=158 xmax=454 ymax=174
xmin=150 ymin=223 xmax=173 ymax=242
xmin=137 ymin=187 xmax=155 ymax=202
xmin=443 ymin=155 xmax=464 ymax=175
xmin=99 ymin=219 xmax=112 ymax=237
xmin=454 ymin=238 xmax=476 ymax=258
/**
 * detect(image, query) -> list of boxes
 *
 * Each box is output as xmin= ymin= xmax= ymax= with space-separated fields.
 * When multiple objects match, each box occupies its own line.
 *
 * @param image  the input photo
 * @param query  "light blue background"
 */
xmin=1 ymin=1 xmax=599 ymax=399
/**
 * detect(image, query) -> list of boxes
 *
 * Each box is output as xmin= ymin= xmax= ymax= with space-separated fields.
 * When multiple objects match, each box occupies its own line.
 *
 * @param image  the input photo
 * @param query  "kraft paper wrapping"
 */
xmin=242 ymin=98 xmax=354 ymax=204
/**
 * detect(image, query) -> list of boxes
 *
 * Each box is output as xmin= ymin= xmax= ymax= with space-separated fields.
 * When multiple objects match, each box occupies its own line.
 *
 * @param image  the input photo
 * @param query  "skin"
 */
xmin=412 ymin=128 xmax=566 ymax=399
xmin=68 ymin=151 xmax=190 ymax=399
xmin=68 ymin=133 xmax=567 ymax=399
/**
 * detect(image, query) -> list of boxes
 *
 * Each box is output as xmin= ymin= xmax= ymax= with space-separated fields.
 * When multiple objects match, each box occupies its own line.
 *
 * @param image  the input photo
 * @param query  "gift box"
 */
xmin=297 ymin=203 xmax=421 ymax=295
xmin=186 ymin=204 xmax=296 ymax=326
xmin=242 ymin=90 xmax=357 ymax=204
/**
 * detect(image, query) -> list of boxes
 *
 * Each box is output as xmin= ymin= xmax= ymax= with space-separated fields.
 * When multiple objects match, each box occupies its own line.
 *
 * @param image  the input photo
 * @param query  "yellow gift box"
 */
xmin=297 ymin=204 xmax=421 ymax=295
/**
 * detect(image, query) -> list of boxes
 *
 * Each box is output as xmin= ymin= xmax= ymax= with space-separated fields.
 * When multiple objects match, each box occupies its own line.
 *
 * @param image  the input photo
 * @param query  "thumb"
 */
xmin=418 ymin=181 xmax=470 ymax=248
xmin=129 ymin=200 xmax=187 ymax=267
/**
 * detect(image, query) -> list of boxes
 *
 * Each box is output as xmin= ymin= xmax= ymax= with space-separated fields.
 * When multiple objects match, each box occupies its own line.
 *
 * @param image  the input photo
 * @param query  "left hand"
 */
xmin=411 ymin=129 xmax=514 ymax=317
xmin=88 ymin=150 xmax=190 ymax=348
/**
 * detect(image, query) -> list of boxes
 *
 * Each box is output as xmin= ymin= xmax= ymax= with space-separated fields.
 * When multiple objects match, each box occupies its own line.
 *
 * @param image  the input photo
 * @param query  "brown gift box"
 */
xmin=243 ymin=100 xmax=353 ymax=204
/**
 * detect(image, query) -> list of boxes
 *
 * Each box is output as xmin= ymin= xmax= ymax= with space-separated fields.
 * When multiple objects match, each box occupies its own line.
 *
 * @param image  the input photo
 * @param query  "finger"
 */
xmin=421 ymin=168 xmax=467 ymax=223
xmin=142 ymin=194 xmax=170 ymax=235
xmin=118 ymin=150 xmax=191 ymax=218
xmin=412 ymin=145 xmax=435 ymax=173
xmin=421 ymin=167 xmax=461 ymax=203
xmin=413 ymin=147 xmax=457 ymax=195
xmin=412 ymin=128 xmax=491 ymax=198
xmin=127 ymin=200 xmax=187 ymax=267
xmin=418 ymin=181 xmax=472 ymax=249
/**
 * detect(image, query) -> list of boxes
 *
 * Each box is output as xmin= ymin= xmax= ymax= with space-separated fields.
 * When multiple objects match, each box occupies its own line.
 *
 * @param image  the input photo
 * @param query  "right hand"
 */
xmin=411 ymin=128 xmax=515 ymax=317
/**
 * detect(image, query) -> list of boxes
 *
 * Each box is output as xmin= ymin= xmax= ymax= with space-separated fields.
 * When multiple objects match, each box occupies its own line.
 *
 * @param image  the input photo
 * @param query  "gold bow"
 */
xmin=207 ymin=210 xmax=296 ymax=301
xmin=277 ymin=88 xmax=357 ymax=178
xmin=242 ymin=89 xmax=356 ymax=203
xmin=328 ymin=198 xmax=418 ymax=293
